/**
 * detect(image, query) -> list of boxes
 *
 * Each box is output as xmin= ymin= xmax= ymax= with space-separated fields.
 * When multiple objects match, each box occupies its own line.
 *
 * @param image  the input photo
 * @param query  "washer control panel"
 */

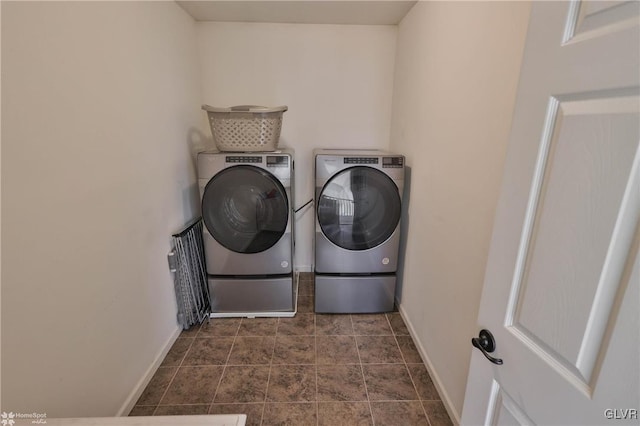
xmin=226 ymin=156 xmax=262 ymax=164
xmin=344 ymin=157 xmax=379 ymax=164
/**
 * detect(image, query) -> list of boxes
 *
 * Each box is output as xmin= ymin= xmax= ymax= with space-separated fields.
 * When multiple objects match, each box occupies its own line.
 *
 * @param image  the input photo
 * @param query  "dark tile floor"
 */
xmin=129 ymin=274 xmax=453 ymax=426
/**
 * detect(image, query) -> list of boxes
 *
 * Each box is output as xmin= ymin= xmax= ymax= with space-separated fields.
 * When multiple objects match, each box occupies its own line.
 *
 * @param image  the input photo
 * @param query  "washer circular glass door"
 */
xmin=317 ymin=166 xmax=401 ymax=250
xmin=202 ymin=165 xmax=289 ymax=254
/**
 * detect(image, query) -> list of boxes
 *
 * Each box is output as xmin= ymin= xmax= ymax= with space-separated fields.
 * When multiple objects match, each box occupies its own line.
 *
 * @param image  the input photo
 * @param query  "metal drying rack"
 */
xmin=168 ymin=218 xmax=211 ymax=329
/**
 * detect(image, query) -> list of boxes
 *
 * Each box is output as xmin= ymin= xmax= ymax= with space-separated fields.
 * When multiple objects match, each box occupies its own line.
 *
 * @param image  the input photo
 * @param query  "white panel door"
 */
xmin=462 ymin=1 xmax=639 ymax=425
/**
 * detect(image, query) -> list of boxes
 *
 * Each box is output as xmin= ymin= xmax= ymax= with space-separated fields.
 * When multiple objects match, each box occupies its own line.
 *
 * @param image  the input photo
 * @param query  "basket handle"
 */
xmin=202 ymin=104 xmax=288 ymax=113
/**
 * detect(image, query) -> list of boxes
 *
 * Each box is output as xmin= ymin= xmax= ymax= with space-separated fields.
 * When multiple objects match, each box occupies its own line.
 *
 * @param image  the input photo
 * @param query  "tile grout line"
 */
xmin=314 ymin=312 xmax=319 ymax=426
xmin=209 ymin=318 xmax=240 ymax=414
xmin=258 ymin=318 xmax=278 ymax=426
xmin=388 ymin=313 xmax=433 ymax=426
xmin=298 ymin=282 xmax=320 ymax=424
xmin=298 ymin=277 xmax=320 ymax=426
xmin=152 ymin=323 xmax=200 ymax=416
xmin=296 ymin=279 xmax=320 ymax=426
xmin=351 ymin=314 xmax=376 ymax=426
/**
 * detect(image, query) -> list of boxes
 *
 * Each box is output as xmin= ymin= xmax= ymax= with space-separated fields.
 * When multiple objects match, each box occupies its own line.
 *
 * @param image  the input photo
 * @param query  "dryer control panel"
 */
xmin=382 ymin=156 xmax=404 ymax=168
xmin=266 ymin=155 xmax=290 ymax=168
xmin=341 ymin=156 xmax=404 ymax=168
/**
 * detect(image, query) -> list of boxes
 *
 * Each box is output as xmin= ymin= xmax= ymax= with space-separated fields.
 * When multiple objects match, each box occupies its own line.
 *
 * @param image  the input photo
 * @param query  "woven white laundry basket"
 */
xmin=202 ymin=104 xmax=288 ymax=152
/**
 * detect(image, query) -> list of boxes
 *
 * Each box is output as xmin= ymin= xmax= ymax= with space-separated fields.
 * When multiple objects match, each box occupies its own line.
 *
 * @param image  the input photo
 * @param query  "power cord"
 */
xmin=294 ymin=199 xmax=314 ymax=213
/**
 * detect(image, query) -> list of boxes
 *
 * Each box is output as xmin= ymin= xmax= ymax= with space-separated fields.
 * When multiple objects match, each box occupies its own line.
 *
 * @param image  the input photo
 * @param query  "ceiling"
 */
xmin=176 ymin=1 xmax=417 ymax=25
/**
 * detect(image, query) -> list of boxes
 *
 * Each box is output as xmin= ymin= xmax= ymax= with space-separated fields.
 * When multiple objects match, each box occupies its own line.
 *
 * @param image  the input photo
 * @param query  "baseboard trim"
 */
xmin=295 ymin=265 xmax=313 ymax=272
xmin=397 ymin=301 xmax=462 ymax=425
xmin=116 ymin=326 xmax=182 ymax=416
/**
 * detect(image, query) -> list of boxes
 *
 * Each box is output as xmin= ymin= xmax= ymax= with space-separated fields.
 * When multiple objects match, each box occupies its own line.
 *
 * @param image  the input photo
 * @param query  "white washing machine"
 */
xmin=314 ymin=149 xmax=405 ymax=313
xmin=198 ymin=149 xmax=294 ymax=313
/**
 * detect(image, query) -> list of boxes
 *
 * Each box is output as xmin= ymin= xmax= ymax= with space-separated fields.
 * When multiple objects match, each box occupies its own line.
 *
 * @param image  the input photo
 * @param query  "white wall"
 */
xmin=1 ymin=1 xmax=201 ymax=416
xmin=0 ymin=1 xmax=3 ymax=408
xmin=390 ymin=1 xmax=531 ymax=420
xmin=196 ymin=22 xmax=397 ymax=270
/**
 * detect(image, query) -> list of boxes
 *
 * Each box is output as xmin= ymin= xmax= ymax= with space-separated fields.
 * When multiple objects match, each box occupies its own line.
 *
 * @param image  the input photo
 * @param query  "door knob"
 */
xmin=471 ymin=329 xmax=503 ymax=365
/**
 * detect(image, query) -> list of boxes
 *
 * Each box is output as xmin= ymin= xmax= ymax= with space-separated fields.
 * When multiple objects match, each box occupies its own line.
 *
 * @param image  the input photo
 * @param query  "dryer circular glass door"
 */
xmin=317 ymin=166 xmax=401 ymax=250
xmin=202 ymin=165 xmax=289 ymax=254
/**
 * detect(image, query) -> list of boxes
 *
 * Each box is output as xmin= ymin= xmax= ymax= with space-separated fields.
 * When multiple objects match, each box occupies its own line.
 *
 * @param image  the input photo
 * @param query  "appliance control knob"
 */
xmin=382 ymin=258 xmax=390 ymax=265
xmin=281 ymin=261 xmax=289 ymax=268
